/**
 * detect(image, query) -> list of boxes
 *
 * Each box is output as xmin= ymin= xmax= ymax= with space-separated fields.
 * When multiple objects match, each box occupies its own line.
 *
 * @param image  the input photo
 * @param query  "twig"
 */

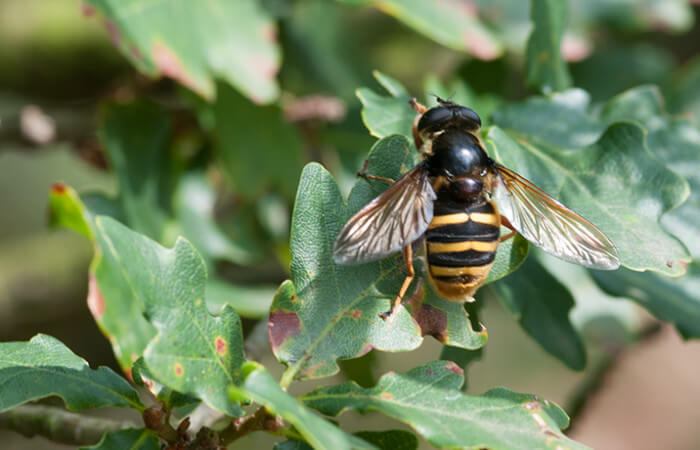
xmin=0 ymin=404 xmax=135 ymax=446
xmin=218 ymin=407 xmax=282 ymax=445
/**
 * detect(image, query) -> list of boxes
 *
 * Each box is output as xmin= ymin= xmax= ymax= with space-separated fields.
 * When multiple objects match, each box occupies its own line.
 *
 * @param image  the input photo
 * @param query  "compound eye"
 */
xmin=450 ymin=178 xmax=483 ymax=201
xmin=417 ymin=106 xmax=452 ymax=134
xmin=456 ymin=107 xmax=481 ymax=131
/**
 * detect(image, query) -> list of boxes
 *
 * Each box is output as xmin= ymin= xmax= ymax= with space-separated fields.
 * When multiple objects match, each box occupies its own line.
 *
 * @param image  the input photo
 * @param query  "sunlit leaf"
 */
xmin=356 ymin=71 xmax=414 ymax=139
xmin=230 ymin=363 xmax=376 ymax=450
xmin=93 ymin=217 xmax=246 ymax=416
xmin=302 ymin=361 xmax=588 ymax=449
xmin=83 ymin=0 xmax=280 ymax=102
xmin=49 ymin=184 xmax=156 ymax=371
xmin=0 ymin=334 xmax=142 ymax=413
xmin=485 ymin=123 xmax=690 ymax=276
xmin=131 ymin=358 xmax=198 ymax=410
xmin=271 ymin=133 xmax=528 ymax=382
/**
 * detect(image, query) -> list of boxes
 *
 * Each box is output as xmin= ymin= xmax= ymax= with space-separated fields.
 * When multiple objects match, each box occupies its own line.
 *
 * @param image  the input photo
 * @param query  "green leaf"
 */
xmin=525 ymin=0 xmax=572 ymax=93
xmin=174 ymin=172 xmax=258 ymax=266
xmin=666 ymin=56 xmax=700 ymax=127
xmin=211 ymin=84 xmax=303 ymax=200
xmin=98 ymin=100 xmax=173 ymax=242
xmin=50 ymin=184 xmax=156 ymax=371
xmin=356 ymin=71 xmax=414 ymax=139
xmin=353 ymin=430 xmax=418 ymax=450
xmin=488 ymin=256 xmax=586 ymax=370
xmin=302 ymin=361 xmax=588 ymax=450
xmin=205 ymin=278 xmax=275 ymax=319
xmin=272 ymin=131 xmax=528 ymax=383
xmin=484 ymin=123 xmax=690 ymax=276
xmin=84 ymin=0 xmax=280 ymax=102
xmin=592 ymin=262 xmax=700 ymax=338
xmin=338 ymin=0 xmax=502 ymax=59
xmin=131 ymin=358 xmax=198 ymax=410
xmin=599 ymin=86 xmax=700 ymax=258
xmin=230 ymin=363 xmax=376 ymax=450
xmin=93 ymin=217 xmax=246 ymax=416
xmin=0 ymin=334 xmax=143 ymax=413
xmin=80 ymin=428 xmax=159 ymax=450
xmin=271 ymin=157 xmax=423 ymax=384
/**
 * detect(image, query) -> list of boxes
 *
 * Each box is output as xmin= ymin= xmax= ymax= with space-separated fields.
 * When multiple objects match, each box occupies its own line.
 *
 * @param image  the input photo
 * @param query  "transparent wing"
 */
xmin=491 ymin=164 xmax=620 ymax=270
xmin=333 ymin=165 xmax=436 ymax=265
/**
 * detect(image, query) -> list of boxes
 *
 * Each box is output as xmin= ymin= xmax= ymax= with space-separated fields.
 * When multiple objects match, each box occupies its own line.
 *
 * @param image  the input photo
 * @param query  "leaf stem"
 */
xmin=0 ymin=404 xmax=135 ymax=446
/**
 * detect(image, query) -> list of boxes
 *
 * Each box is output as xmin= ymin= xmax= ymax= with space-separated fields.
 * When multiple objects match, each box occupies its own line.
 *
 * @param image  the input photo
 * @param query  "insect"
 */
xmin=333 ymin=98 xmax=620 ymax=319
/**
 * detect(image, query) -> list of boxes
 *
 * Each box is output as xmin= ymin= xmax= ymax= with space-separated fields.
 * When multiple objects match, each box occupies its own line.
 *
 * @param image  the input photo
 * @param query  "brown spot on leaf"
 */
xmin=380 ymin=392 xmax=393 ymax=400
xmin=129 ymin=44 xmax=143 ymax=62
xmin=102 ymin=19 xmax=122 ymax=47
xmin=290 ymin=294 xmax=297 ymax=303
xmin=524 ymin=401 xmax=541 ymax=411
xmin=260 ymin=24 xmax=277 ymax=42
xmin=123 ymin=366 xmax=133 ymax=381
xmin=152 ymin=41 xmax=200 ymax=94
xmin=81 ymin=2 xmax=96 ymax=17
xmin=425 ymin=369 xmax=433 ymax=376
xmin=51 ymin=182 xmax=67 ymax=194
xmin=346 ymin=309 xmax=362 ymax=320
xmin=413 ymin=303 xmax=448 ymax=342
xmin=667 ymin=261 xmax=673 ymax=268
xmin=215 ymin=336 xmax=227 ymax=356
xmin=174 ymin=363 xmax=184 ymax=377
xmin=680 ymin=261 xmax=688 ymax=271
xmin=268 ymin=310 xmax=301 ymax=353
xmin=87 ymin=275 xmax=105 ymax=320
xmin=444 ymin=361 xmax=463 ymax=376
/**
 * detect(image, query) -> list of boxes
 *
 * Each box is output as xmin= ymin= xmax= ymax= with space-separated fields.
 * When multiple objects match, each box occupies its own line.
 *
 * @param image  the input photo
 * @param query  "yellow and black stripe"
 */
xmin=425 ymin=200 xmax=500 ymax=301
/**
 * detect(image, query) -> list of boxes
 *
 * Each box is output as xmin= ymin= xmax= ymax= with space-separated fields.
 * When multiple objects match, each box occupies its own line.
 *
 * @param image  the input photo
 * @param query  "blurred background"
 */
xmin=1 ymin=0 xmax=700 ymax=448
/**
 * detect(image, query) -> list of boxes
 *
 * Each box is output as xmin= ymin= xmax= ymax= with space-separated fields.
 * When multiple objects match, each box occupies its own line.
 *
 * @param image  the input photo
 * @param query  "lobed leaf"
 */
xmin=131 ymin=358 xmax=198 ymax=410
xmin=80 ymin=428 xmax=159 ymax=450
xmin=356 ymin=71 xmax=414 ymax=140
xmin=83 ymin=0 xmax=280 ymax=102
xmin=93 ymin=217 xmax=246 ymax=416
xmin=484 ymin=123 xmax=690 ymax=276
xmin=0 ymin=334 xmax=143 ymax=413
xmin=302 ymin=361 xmax=588 ymax=450
xmin=525 ymin=0 xmax=572 ymax=93
xmin=50 ymin=183 xmax=156 ymax=371
xmin=230 ymin=363 xmax=376 ymax=450
xmin=271 ymin=132 xmax=529 ymax=382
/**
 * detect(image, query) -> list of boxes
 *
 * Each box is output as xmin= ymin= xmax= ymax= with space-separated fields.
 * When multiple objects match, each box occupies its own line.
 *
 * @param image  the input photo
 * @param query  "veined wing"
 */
xmin=491 ymin=164 xmax=620 ymax=270
xmin=333 ymin=165 xmax=436 ymax=265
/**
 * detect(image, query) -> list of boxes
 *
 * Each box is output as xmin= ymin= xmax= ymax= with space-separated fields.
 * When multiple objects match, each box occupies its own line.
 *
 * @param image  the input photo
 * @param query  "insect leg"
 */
xmin=380 ymin=245 xmax=415 ymax=320
xmin=408 ymin=98 xmax=427 ymax=114
xmin=499 ymin=216 xmax=517 ymax=242
xmin=409 ymin=98 xmax=427 ymax=150
xmin=357 ymin=159 xmax=395 ymax=184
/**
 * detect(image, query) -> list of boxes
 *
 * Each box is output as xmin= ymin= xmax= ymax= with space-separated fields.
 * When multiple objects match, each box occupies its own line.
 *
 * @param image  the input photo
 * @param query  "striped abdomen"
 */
xmin=425 ymin=200 xmax=500 ymax=301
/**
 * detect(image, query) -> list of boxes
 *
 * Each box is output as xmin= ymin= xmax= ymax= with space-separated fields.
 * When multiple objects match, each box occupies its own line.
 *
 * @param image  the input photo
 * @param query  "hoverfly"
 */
xmin=333 ymin=98 xmax=620 ymax=318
